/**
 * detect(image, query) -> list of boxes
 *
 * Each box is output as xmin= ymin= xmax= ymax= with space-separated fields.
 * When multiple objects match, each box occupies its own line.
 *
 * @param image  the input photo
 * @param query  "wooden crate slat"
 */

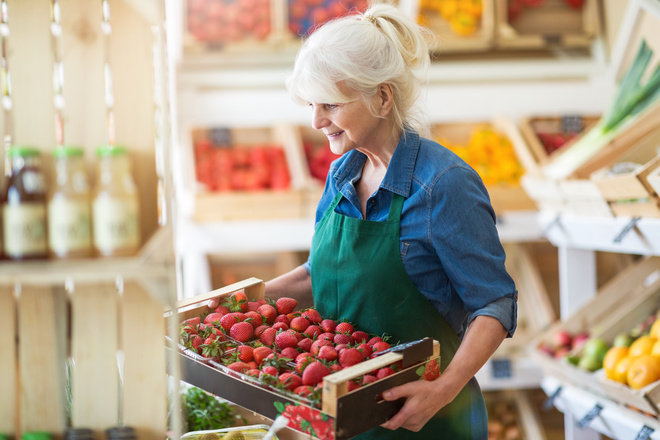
xmin=121 ymin=282 xmax=167 ymax=436
xmin=0 ymin=284 xmax=16 ymax=434
xmin=18 ymin=284 xmax=67 ymax=432
xmin=71 ymin=282 xmax=120 ymax=428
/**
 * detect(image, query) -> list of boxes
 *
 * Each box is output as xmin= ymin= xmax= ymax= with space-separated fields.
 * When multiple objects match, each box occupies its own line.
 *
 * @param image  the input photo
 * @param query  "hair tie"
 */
xmin=364 ymin=14 xmax=379 ymax=27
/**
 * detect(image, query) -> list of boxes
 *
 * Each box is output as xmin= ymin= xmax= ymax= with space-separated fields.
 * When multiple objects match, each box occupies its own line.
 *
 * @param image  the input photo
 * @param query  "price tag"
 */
xmin=209 ymin=128 xmax=232 ymax=146
xmin=576 ymin=404 xmax=603 ymax=429
xmin=543 ymin=386 xmax=562 ymax=411
xmin=561 ymin=115 xmax=584 ymax=134
xmin=634 ymin=425 xmax=654 ymax=440
xmin=491 ymin=358 xmax=512 ymax=379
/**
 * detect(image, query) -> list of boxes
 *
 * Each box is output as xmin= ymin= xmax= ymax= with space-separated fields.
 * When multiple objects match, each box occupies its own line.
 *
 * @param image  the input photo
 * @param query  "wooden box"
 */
xmin=649 ymin=167 xmax=660 ymax=199
xmin=532 ymin=256 xmax=660 ymax=412
xmin=191 ymin=125 xmax=308 ymax=222
xmin=429 ymin=121 xmax=536 ymax=214
xmin=167 ymin=278 xmax=441 ymax=440
xmin=494 ymin=0 xmax=601 ymax=51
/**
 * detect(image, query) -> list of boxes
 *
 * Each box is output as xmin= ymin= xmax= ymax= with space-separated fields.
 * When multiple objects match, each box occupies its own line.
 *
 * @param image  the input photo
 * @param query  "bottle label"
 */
xmin=3 ymin=203 xmax=47 ymax=257
xmin=22 ymin=171 xmax=47 ymax=194
xmin=48 ymin=198 xmax=92 ymax=255
xmin=93 ymin=197 xmax=140 ymax=255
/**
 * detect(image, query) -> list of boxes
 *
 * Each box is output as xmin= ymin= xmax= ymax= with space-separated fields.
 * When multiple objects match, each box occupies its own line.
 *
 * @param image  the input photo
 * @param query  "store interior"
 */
xmin=2 ymin=0 xmax=660 ymax=439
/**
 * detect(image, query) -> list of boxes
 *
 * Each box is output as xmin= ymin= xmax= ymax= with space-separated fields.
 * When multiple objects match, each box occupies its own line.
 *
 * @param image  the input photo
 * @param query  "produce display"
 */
xmin=186 ymin=0 xmax=272 ymax=46
xmin=177 ymin=291 xmax=440 ymax=415
xmin=485 ymin=392 xmax=523 ymax=440
xmin=287 ymin=0 xmax=368 ymax=37
xmin=194 ymin=132 xmax=291 ymax=192
xmin=303 ymin=140 xmax=340 ymax=182
xmin=507 ymin=0 xmax=585 ymax=23
xmin=418 ymin=0 xmax=483 ymax=37
xmin=434 ymin=126 xmax=525 ymax=185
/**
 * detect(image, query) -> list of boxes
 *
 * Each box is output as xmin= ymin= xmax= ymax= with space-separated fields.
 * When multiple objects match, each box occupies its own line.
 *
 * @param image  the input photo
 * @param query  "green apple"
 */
xmin=578 ymin=353 xmax=602 ymax=372
xmin=613 ymin=332 xmax=634 ymax=347
xmin=583 ymin=337 xmax=610 ymax=362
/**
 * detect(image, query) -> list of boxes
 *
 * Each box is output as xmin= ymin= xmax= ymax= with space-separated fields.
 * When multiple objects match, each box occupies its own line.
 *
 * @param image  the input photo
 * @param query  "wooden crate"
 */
xmin=494 ymin=0 xmax=601 ymax=51
xmin=430 ymin=121 xmax=536 ymax=214
xmin=166 ymin=278 xmax=441 ymax=440
xmin=532 ymin=256 xmax=660 ymax=411
xmin=649 ymin=167 xmax=660 ymax=198
xmin=191 ymin=125 xmax=309 ymax=222
xmin=0 ymin=272 xmax=173 ymax=439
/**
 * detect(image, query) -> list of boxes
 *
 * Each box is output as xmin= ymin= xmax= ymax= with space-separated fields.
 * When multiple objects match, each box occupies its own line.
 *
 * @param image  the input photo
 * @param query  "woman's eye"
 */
xmin=325 ymin=104 xmax=338 ymax=110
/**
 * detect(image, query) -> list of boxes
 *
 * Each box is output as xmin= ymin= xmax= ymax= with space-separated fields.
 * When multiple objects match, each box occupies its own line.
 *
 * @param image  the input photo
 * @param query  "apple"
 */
xmin=583 ymin=337 xmax=610 ymax=363
xmin=553 ymin=330 xmax=573 ymax=349
xmin=554 ymin=346 xmax=571 ymax=359
xmin=571 ymin=332 xmax=590 ymax=351
xmin=578 ymin=353 xmax=602 ymax=372
xmin=613 ymin=332 xmax=634 ymax=348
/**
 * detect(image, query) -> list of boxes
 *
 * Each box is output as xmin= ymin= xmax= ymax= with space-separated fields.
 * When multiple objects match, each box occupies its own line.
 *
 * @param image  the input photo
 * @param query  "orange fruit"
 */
xmin=651 ymin=340 xmax=660 ymax=357
xmin=603 ymin=346 xmax=629 ymax=380
xmin=627 ymin=355 xmax=660 ymax=390
xmin=612 ymin=356 xmax=636 ymax=384
xmin=629 ymin=335 xmax=658 ymax=357
xmin=650 ymin=319 xmax=660 ymax=340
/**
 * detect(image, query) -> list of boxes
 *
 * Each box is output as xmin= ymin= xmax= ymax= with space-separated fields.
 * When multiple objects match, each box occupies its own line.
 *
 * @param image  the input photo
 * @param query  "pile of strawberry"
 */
xmin=179 ymin=291 xmax=401 ymax=406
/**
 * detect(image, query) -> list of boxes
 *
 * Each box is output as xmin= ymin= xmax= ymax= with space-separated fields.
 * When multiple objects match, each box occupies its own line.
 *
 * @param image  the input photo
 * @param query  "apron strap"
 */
xmin=387 ymin=193 xmax=405 ymax=223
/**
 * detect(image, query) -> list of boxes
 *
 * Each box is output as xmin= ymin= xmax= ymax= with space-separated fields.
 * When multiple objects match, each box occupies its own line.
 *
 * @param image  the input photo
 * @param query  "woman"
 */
xmin=216 ymin=4 xmax=517 ymax=438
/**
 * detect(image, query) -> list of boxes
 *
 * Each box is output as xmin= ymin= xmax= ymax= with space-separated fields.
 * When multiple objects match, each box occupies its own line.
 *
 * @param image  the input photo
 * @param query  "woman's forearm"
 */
xmin=265 ymin=265 xmax=314 ymax=308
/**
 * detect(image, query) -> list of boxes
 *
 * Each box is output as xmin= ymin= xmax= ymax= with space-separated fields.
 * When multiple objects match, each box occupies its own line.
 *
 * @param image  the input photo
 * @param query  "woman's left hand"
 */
xmin=380 ymin=376 xmax=458 ymax=432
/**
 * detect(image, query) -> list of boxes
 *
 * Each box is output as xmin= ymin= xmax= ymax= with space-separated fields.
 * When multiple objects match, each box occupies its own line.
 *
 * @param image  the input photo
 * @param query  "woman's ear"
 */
xmin=378 ymin=83 xmax=394 ymax=116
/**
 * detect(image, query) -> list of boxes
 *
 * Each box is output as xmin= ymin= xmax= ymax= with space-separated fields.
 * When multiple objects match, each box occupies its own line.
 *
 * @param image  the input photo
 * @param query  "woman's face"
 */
xmin=308 ymin=84 xmax=393 ymax=156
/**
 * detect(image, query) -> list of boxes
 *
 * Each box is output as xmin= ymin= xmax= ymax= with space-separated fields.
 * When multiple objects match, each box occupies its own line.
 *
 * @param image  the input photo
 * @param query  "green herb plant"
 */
xmin=182 ymin=386 xmax=246 ymax=432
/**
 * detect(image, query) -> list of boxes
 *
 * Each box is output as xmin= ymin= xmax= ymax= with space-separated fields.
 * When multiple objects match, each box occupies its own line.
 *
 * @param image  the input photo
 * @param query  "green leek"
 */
xmin=543 ymin=39 xmax=660 ymax=180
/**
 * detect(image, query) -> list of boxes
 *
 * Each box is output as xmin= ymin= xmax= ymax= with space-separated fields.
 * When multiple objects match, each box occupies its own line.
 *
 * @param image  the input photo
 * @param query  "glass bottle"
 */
xmin=1 ymin=146 xmax=48 ymax=260
xmin=48 ymin=146 xmax=93 ymax=259
xmin=92 ymin=145 xmax=140 ymax=257
xmin=105 ymin=427 xmax=136 ymax=440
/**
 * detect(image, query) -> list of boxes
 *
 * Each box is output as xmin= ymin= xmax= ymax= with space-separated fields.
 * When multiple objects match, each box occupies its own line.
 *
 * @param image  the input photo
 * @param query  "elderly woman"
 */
xmin=218 ymin=4 xmax=517 ymax=438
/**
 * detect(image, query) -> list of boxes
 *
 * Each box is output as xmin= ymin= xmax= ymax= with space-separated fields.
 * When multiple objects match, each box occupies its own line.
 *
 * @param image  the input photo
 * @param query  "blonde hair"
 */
xmin=285 ymin=4 xmax=434 ymax=136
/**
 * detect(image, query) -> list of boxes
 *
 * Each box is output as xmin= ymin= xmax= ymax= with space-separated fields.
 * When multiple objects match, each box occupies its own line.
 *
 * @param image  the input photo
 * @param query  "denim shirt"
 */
xmin=304 ymin=130 xmax=517 ymax=338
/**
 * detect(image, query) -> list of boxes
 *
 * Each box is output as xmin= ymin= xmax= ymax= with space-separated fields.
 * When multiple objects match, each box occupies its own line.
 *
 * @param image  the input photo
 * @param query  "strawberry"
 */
xmin=422 ymin=359 xmax=440 ymax=381
xmin=230 ymin=321 xmax=254 ymax=342
xmin=260 ymin=327 xmax=277 ymax=346
xmin=280 ymin=346 xmax=300 ymax=361
xmin=222 ymin=291 xmax=248 ymax=312
xmin=330 ymin=363 xmax=342 ymax=372
xmin=276 ymin=297 xmax=298 ymax=315
xmin=362 ymin=374 xmax=377 ymax=385
xmin=357 ymin=343 xmax=372 ymax=359
xmin=347 ymin=379 xmax=361 ymax=392
xmin=183 ymin=317 xmax=201 ymax=328
xmin=203 ymin=312 xmax=224 ymax=325
xmin=339 ymin=348 xmax=363 ymax=368
xmin=274 ymin=314 xmax=291 ymax=325
xmin=245 ymin=311 xmax=263 ymax=329
xmin=318 ymin=345 xmax=338 ymax=362
xmin=272 ymin=322 xmax=289 ymax=332
xmin=297 ymin=337 xmax=313 ymax=352
xmin=367 ymin=336 xmax=383 ymax=346
xmin=295 ymin=352 xmax=315 ymax=373
xmin=335 ymin=344 xmax=348 ymax=353
xmin=219 ymin=313 xmax=241 ymax=332
xmin=302 ymin=361 xmax=331 ymax=386
xmin=317 ymin=332 xmax=334 ymax=342
xmin=246 ymin=300 xmax=262 ymax=312
xmin=275 ymin=330 xmax=298 ymax=350
xmin=294 ymin=385 xmax=315 ymax=398
xmin=253 ymin=346 xmax=273 ymax=365
xmin=246 ymin=368 xmax=261 ymax=378
xmin=335 ymin=322 xmax=354 ymax=334
xmin=226 ymin=361 xmax=251 ymax=373
xmin=190 ymin=335 xmax=204 ymax=353
xmin=290 ymin=316 xmax=310 ymax=332
xmin=372 ymin=341 xmax=391 ymax=353
xmin=257 ymin=304 xmax=278 ymax=324
xmin=320 ymin=319 xmax=337 ymax=333
xmin=303 ymin=325 xmax=321 ymax=339
xmin=254 ymin=324 xmax=270 ymax=338
xmin=279 ymin=372 xmax=302 ymax=391
xmin=237 ymin=345 xmax=254 ymax=363
xmin=201 ymin=338 xmax=224 ymax=359
xmin=376 ymin=367 xmax=396 ymax=380
xmin=213 ymin=305 xmax=231 ymax=315
xmin=352 ymin=331 xmax=369 ymax=344
xmin=260 ymin=365 xmax=279 ymax=377
xmin=310 ymin=339 xmax=333 ymax=356
xmin=333 ymin=333 xmax=352 ymax=345
xmin=301 ymin=308 xmax=322 ymax=324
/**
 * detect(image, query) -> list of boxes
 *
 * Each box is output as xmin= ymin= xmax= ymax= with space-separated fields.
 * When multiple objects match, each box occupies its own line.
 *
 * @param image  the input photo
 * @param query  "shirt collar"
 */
xmin=333 ymin=130 xmax=420 ymax=198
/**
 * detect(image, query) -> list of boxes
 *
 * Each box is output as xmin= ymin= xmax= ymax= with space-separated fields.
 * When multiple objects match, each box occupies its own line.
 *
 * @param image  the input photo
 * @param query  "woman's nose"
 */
xmin=311 ymin=107 xmax=327 ymax=130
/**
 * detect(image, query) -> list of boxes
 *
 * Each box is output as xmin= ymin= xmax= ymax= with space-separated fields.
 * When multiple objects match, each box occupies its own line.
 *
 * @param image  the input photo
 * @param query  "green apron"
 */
xmin=310 ymin=192 xmax=485 ymax=439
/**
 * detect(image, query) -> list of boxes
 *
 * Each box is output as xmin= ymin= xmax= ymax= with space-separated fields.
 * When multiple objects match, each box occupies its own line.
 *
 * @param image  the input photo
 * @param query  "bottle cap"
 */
xmin=64 ymin=428 xmax=94 ymax=440
xmin=53 ymin=145 xmax=85 ymax=158
xmin=21 ymin=432 xmax=51 ymax=440
xmin=96 ymin=144 xmax=128 ymax=157
xmin=9 ymin=146 xmax=40 ymax=158
xmin=105 ymin=427 xmax=136 ymax=440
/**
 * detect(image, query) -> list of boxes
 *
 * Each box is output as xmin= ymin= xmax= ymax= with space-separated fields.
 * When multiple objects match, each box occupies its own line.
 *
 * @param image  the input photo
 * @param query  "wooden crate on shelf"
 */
xmin=191 ymin=125 xmax=309 ymax=222
xmin=531 ymin=256 xmax=660 ymax=413
xmin=167 ymin=278 xmax=441 ymax=440
xmin=430 ymin=120 xmax=536 ymax=215
xmin=0 ymin=259 xmax=175 ymax=439
xmin=494 ymin=0 xmax=601 ymax=51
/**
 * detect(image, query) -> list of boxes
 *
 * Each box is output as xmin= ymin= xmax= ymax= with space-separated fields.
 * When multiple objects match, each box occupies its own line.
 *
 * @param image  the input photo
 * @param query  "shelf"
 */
xmin=541 ymin=376 xmax=660 ymax=439
xmin=539 ymin=212 xmax=660 ymax=256
xmin=476 ymin=355 xmax=545 ymax=391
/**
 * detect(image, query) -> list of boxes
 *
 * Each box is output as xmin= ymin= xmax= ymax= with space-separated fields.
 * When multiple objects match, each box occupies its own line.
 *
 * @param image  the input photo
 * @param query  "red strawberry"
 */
xmin=279 ymin=372 xmax=302 ymax=391
xmin=320 ymin=319 xmax=337 ymax=333
xmin=347 ymin=379 xmax=361 ymax=392
xmin=230 ymin=321 xmax=254 ymax=342
xmin=362 ymin=374 xmax=377 ymax=385
xmin=302 ymin=361 xmax=331 ymax=386
xmin=272 ymin=322 xmax=289 ymax=332
xmin=203 ymin=312 xmax=224 ymax=325
xmin=303 ymin=325 xmax=321 ymax=339
xmin=333 ymin=333 xmax=352 ymax=345
xmin=219 ymin=313 xmax=241 ymax=332
xmin=183 ymin=317 xmax=201 ymax=328
xmin=352 ymin=331 xmax=369 ymax=344
xmin=297 ymin=337 xmax=313 ymax=352
xmin=294 ymin=385 xmax=315 ymax=398
xmin=376 ymin=367 xmax=396 ymax=380
xmin=357 ymin=343 xmax=372 ymax=359
xmin=260 ymin=327 xmax=277 ymax=346
xmin=246 ymin=300 xmax=261 ymax=312
xmin=190 ymin=335 xmax=204 ymax=353
xmin=290 ymin=316 xmax=310 ymax=332
xmin=257 ymin=304 xmax=278 ymax=324
xmin=318 ymin=345 xmax=338 ymax=362
xmin=372 ymin=341 xmax=391 ymax=353
xmin=280 ymin=346 xmax=300 ymax=361
xmin=254 ymin=324 xmax=270 ymax=338
xmin=330 ymin=363 xmax=342 ymax=372
xmin=295 ymin=352 xmax=315 ymax=374
xmin=339 ymin=348 xmax=363 ymax=368
xmin=310 ymin=339 xmax=333 ymax=356
xmin=367 ymin=336 xmax=383 ymax=346
xmin=237 ymin=345 xmax=254 ymax=363
xmin=274 ymin=314 xmax=291 ymax=325
xmin=226 ymin=361 xmax=251 ymax=373
xmin=253 ymin=346 xmax=273 ymax=364
xmin=335 ymin=343 xmax=348 ymax=353
xmin=423 ymin=359 xmax=440 ymax=381
xmin=213 ymin=305 xmax=231 ymax=315
xmin=201 ymin=338 xmax=224 ymax=359
xmin=245 ymin=311 xmax=263 ymax=329
xmin=275 ymin=331 xmax=298 ymax=349
xmin=261 ymin=365 xmax=279 ymax=377
xmin=246 ymin=368 xmax=261 ymax=378
xmin=335 ymin=322 xmax=354 ymax=334
xmin=301 ymin=309 xmax=322 ymax=324
xmin=276 ymin=297 xmax=298 ymax=315
xmin=317 ymin=332 xmax=334 ymax=342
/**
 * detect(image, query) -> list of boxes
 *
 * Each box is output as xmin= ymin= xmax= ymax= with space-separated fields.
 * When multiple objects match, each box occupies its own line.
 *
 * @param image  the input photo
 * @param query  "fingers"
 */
xmin=207 ymin=298 xmax=219 ymax=309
